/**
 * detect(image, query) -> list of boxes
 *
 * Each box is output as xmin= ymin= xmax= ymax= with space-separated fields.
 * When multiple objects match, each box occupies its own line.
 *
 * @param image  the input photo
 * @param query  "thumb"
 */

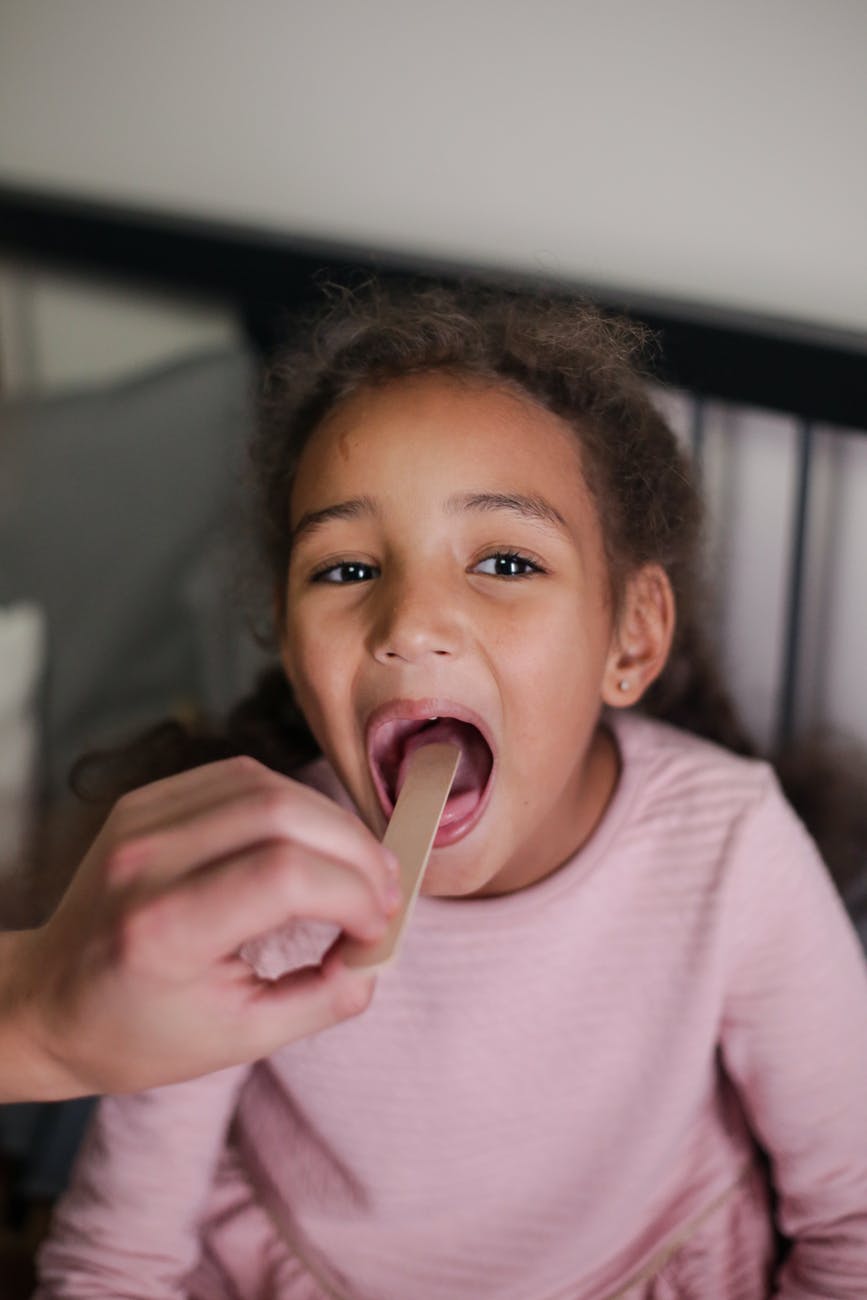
xmin=247 ymin=953 xmax=377 ymax=1055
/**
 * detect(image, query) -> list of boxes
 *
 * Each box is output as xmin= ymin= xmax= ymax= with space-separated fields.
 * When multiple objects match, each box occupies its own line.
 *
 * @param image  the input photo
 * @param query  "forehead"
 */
xmin=290 ymin=374 xmax=592 ymax=519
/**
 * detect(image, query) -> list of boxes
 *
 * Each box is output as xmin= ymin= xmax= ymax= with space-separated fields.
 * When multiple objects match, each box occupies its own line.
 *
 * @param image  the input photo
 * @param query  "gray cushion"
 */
xmin=0 ymin=347 xmax=259 ymax=796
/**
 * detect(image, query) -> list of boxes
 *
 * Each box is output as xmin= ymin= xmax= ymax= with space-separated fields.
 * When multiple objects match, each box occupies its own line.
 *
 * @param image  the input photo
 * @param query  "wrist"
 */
xmin=0 ymin=927 xmax=86 ymax=1102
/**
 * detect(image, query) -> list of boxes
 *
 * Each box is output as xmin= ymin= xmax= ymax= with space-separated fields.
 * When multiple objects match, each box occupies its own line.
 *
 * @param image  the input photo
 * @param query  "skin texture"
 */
xmin=282 ymin=374 xmax=674 ymax=899
xmin=0 ymin=757 xmax=400 ymax=1101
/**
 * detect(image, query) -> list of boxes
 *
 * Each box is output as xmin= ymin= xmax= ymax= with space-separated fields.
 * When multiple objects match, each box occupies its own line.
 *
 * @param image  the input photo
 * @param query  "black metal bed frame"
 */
xmin=2 ymin=183 xmax=865 ymax=750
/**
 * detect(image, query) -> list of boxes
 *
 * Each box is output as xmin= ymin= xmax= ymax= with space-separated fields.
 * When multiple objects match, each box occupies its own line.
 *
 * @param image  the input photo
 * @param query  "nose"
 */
xmin=370 ymin=568 xmax=465 ymax=666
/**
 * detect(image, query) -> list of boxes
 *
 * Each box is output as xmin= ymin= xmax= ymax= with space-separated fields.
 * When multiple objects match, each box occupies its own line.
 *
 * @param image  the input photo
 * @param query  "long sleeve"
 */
xmin=34 ymin=1064 xmax=248 ymax=1299
xmin=719 ymin=775 xmax=867 ymax=1298
xmin=29 ymin=723 xmax=867 ymax=1299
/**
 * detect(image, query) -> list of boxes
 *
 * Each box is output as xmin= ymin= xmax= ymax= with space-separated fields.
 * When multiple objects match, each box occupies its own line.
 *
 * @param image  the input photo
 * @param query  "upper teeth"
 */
xmin=428 ymin=716 xmax=439 ymax=722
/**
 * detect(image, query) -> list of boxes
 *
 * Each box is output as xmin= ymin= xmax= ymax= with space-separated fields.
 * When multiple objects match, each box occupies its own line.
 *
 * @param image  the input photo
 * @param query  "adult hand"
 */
xmin=0 ymin=756 xmax=399 ymax=1101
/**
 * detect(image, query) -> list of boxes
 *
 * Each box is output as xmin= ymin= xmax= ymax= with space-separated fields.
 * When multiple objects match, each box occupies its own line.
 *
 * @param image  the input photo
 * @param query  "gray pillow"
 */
xmin=0 ymin=347 xmax=260 ymax=797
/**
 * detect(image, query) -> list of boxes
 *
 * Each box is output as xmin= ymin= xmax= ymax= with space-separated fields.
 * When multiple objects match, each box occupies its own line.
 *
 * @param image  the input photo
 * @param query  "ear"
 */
xmin=601 ymin=565 xmax=675 ymax=709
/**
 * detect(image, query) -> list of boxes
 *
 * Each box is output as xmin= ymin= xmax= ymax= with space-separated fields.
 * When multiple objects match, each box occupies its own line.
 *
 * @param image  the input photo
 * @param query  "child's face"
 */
xmin=282 ymin=374 xmax=626 ymax=897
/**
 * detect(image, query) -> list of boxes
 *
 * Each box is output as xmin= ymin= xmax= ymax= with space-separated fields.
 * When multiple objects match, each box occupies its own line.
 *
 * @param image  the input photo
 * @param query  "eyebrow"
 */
xmin=291 ymin=495 xmax=379 ymax=546
xmin=446 ymin=491 xmax=569 ymax=532
xmin=290 ymin=488 xmax=569 ymax=547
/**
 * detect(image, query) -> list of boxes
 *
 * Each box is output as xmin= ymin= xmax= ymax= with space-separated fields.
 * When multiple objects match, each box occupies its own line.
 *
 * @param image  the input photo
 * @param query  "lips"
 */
xmin=366 ymin=701 xmax=495 ymax=844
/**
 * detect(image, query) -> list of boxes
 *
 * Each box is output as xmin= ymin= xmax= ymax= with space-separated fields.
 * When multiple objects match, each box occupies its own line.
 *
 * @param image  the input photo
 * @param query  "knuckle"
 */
xmin=231 ymin=754 xmax=283 ymax=790
xmin=226 ymin=753 xmax=265 ymax=779
xmin=255 ymin=841 xmax=310 ymax=905
xmin=250 ymin=784 xmax=291 ymax=826
xmin=102 ymin=836 xmax=148 ymax=885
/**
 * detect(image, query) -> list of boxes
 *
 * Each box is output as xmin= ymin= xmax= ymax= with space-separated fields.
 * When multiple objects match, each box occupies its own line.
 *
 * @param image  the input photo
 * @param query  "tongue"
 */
xmin=395 ymin=719 xmax=491 ymax=807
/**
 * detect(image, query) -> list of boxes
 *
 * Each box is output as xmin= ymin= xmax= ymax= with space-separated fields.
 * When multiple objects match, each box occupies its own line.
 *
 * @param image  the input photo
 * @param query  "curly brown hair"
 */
xmin=72 ymin=278 xmax=866 ymax=895
xmin=253 ymin=279 xmax=751 ymax=755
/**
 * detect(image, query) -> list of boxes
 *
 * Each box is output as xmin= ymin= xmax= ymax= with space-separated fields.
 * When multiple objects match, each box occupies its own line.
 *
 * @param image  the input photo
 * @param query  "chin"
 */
xmin=420 ymin=850 xmax=499 ymax=899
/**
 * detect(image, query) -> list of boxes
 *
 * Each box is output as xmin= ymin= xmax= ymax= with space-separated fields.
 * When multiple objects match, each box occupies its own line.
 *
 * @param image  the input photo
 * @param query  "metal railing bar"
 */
xmin=777 ymin=418 xmax=815 ymax=750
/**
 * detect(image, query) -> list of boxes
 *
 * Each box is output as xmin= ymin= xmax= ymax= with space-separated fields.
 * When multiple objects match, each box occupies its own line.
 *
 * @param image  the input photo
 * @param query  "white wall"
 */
xmin=1 ymin=0 xmax=866 ymax=335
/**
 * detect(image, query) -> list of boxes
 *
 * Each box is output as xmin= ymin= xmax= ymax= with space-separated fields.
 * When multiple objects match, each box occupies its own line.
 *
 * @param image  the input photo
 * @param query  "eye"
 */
xmin=473 ymin=551 xmax=544 ymax=578
xmin=311 ymin=560 xmax=380 ymax=584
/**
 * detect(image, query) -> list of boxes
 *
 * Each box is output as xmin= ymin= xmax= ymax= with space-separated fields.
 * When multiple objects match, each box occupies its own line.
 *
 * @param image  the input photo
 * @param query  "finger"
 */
xmin=113 ymin=778 xmax=397 ymax=907
xmin=243 ymin=952 xmax=378 ymax=1054
xmin=109 ymin=755 xmax=280 ymax=839
xmin=125 ymin=754 xmax=271 ymax=806
xmin=133 ymin=841 xmax=395 ymax=976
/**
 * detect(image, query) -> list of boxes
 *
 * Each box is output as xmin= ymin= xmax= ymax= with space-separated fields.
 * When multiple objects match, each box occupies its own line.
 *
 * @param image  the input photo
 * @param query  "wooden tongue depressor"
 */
xmin=338 ymin=742 xmax=461 ymax=970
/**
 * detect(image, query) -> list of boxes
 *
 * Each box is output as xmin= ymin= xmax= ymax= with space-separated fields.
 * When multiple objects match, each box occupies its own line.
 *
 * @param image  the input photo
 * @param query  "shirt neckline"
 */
xmin=411 ymin=710 xmax=648 ymax=929
xmin=302 ymin=710 xmax=650 ymax=931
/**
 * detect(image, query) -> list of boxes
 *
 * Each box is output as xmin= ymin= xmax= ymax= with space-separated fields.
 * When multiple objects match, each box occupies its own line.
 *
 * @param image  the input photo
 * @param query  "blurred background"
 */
xmin=1 ymin=0 xmax=865 ymax=1287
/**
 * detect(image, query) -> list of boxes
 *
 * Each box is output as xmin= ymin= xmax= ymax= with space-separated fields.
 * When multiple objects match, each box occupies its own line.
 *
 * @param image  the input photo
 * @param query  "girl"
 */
xmin=36 ymin=284 xmax=867 ymax=1298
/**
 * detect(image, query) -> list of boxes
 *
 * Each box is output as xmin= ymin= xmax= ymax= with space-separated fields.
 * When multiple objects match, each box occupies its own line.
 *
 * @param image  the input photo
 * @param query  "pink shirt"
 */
xmin=36 ymin=715 xmax=867 ymax=1298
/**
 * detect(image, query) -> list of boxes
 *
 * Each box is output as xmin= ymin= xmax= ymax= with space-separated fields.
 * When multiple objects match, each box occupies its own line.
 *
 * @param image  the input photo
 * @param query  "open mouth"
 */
xmin=367 ymin=708 xmax=495 ymax=843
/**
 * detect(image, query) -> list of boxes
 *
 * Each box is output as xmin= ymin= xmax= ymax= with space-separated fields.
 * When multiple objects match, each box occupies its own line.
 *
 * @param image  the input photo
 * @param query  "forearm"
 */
xmin=0 ymin=928 xmax=85 ymax=1103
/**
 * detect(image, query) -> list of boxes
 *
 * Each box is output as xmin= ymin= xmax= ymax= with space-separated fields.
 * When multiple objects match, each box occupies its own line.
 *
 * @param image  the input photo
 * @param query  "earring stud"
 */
xmin=618 ymin=679 xmax=630 ymax=692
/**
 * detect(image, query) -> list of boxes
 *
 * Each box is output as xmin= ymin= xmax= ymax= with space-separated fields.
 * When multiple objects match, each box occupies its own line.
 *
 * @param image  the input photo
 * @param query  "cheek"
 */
xmin=284 ymin=615 xmax=370 ymax=757
xmin=498 ymin=610 xmax=610 ymax=737
xmin=282 ymin=617 xmax=340 ymax=718
xmin=497 ymin=599 xmax=594 ymax=680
